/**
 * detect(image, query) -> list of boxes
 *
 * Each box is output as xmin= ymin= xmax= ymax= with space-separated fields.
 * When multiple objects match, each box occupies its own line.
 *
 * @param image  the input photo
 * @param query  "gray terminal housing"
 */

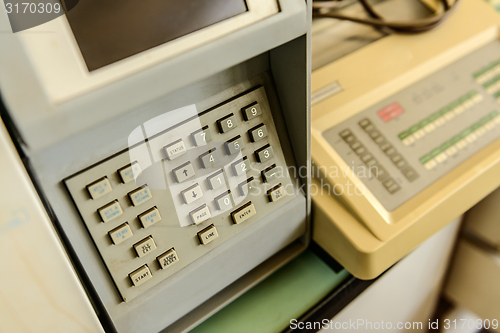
xmin=0 ymin=1 xmax=311 ymax=333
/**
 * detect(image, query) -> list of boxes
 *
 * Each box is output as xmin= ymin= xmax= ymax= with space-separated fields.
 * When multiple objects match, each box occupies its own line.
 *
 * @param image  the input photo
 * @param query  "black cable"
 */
xmin=313 ymin=0 xmax=460 ymax=34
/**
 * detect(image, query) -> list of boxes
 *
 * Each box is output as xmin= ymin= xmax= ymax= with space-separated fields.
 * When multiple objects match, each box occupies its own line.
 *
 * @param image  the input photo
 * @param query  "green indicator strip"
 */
xmin=409 ymin=124 xmax=421 ymax=134
xmin=471 ymin=123 xmax=481 ymax=131
xmin=479 ymin=117 xmax=490 ymax=126
xmin=419 ymin=118 xmax=430 ymax=127
xmin=430 ymin=148 xmax=442 ymax=157
xmin=398 ymin=131 xmax=410 ymax=140
xmin=461 ymin=128 xmax=472 ymax=138
xmin=420 ymin=154 xmax=433 ymax=164
xmin=440 ymin=141 xmax=452 ymax=151
xmin=430 ymin=112 xmax=440 ymax=121
xmin=494 ymin=91 xmax=500 ymax=99
xmin=451 ymin=135 xmax=462 ymax=144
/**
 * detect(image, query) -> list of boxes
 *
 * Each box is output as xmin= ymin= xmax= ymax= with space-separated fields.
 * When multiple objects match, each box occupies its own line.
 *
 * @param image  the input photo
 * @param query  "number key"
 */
xmin=191 ymin=126 xmax=212 ymax=146
xmin=217 ymin=113 xmax=238 ymax=133
xmin=248 ymin=123 xmax=268 ymax=142
xmin=242 ymin=103 xmax=262 ymax=121
xmin=232 ymin=156 xmax=250 ymax=176
xmin=255 ymin=144 xmax=274 ymax=163
xmin=225 ymin=135 xmax=245 ymax=155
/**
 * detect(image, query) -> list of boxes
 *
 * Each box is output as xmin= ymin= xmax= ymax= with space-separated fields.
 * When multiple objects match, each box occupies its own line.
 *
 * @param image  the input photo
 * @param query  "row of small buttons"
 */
xmin=86 ymin=163 xmax=142 ymax=200
xmin=340 ymin=129 xmax=400 ymax=194
xmin=398 ymin=91 xmax=483 ymax=146
xmin=473 ymin=58 xmax=500 ymax=84
xmin=107 ymin=205 xmax=162 ymax=245
xmin=359 ymin=119 xmax=419 ymax=182
xmin=97 ymin=186 xmax=153 ymax=223
xmin=129 ymin=248 xmax=179 ymax=287
xmin=419 ymin=111 xmax=500 ymax=170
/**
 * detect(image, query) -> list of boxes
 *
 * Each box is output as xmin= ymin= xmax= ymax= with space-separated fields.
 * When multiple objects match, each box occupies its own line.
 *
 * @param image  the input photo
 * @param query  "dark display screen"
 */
xmin=63 ymin=0 xmax=248 ymax=71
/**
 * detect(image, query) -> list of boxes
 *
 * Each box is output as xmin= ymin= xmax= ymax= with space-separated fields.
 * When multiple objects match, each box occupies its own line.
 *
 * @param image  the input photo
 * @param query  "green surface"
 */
xmin=191 ymin=250 xmax=350 ymax=333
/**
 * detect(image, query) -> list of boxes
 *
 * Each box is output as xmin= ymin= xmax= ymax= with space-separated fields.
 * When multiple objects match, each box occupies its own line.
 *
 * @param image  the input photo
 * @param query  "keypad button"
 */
xmin=359 ymin=119 xmax=371 ymax=128
xmin=369 ymin=131 xmax=380 ymax=139
xmin=242 ymin=103 xmax=262 ymax=121
xmin=108 ymin=223 xmax=133 ymax=245
xmin=118 ymin=163 xmax=141 ymax=184
xmin=199 ymin=149 xmax=220 ymax=169
xmin=225 ymin=135 xmax=246 ymax=155
xmin=261 ymin=164 xmax=279 ymax=183
xmin=361 ymin=154 xmax=373 ymax=163
xmin=355 ymin=147 xmax=366 ymax=155
xmin=198 ymin=224 xmax=218 ymax=244
xmin=191 ymin=126 xmax=212 ymax=146
xmin=350 ymin=141 xmax=361 ymax=150
xmin=383 ymin=178 xmax=401 ymax=194
xmin=395 ymin=159 xmax=407 ymax=169
xmin=374 ymin=136 xmax=385 ymax=145
xmin=217 ymin=113 xmax=238 ymax=133
xmin=231 ymin=202 xmax=257 ymax=224
xmin=128 ymin=187 xmax=153 ymax=206
xmin=157 ymin=249 xmax=179 ymax=269
xmin=248 ymin=124 xmax=268 ymax=142
xmin=339 ymin=129 xmax=352 ymax=138
xmin=181 ymin=183 xmax=203 ymax=204
xmin=365 ymin=158 xmax=377 ymax=167
xmin=374 ymin=165 xmax=389 ymax=181
xmin=391 ymin=155 xmax=402 ymax=163
xmin=380 ymin=142 xmax=391 ymax=151
xmin=138 ymin=207 xmax=161 ymax=228
xmin=255 ymin=144 xmax=274 ymax=163
xmin=232 ymin=156 xmax=250 ymax=176
xmin=87 ymin=177 xmax=112 ymax=200
xmin=384 ymin=147 xmax=396 ymax=156
xmin=238 ymin=177 xmax=255 ymax=196
xmin=98 ymin=200 xmax=123 ymax=222
xmin=190 ymin=204 xmax=211 ymax=225
xmin=364 ymin=124 xmax=375 ymax=132
xmin=214 ymin=191 xmax=233 ymax=210
xmin=267 ymin=184 xmax=285 ymax=202
xmin=164 ymin=139 xmax=186 ymax=161
xmin=133 ymin=236 xmax=157 ymax=258
xmin=344 ymin=135 xmax=355 ymax=143
xmin=173 ymin=161 xmax=195 ymax=183
xmin=207 ymin=170 xmax=226 ymax=190
xmin=402 ymin=167 xmax=419 ymax=182
xmin=129 ymin=265 xmax=152 ymax=287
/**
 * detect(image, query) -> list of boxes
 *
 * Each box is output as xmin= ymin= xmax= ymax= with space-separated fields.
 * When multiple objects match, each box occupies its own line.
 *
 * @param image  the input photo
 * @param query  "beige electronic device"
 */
xmin=311 ymin=0 xmax=500 ymax=279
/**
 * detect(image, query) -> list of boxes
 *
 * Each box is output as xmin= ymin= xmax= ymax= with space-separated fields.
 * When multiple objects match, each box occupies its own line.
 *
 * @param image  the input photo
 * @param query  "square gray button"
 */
xmin=242 ymin=103 xmax=262 ymax=121
xmin=217 ymin=113 xmax=238 ymax=133
xmin=225 ymin=135 xmax=245 ymax=155
xmin=232 ymin=157 xmax=250 ymax=176
xmin=173 ymin=161 xmax=195 ymax=183
xmin=238 ymin=177 xmax=255 ymax=196
xmin=255 ymin=145 xmax=274 ymax=163
xmin=262 ymin=164 xmax=279 ymax=183
xmin=199 ymin=149 xmax=220 ymax=169
xmin=215 ymin=191 xmax=233 ymax=210
xmin=248 ymin=124 xmax=268 ymax=142
xmin=207 ymin=170 xmax=226 ymax=190
xmin=191 ymin=126 xmax=212 ymax=146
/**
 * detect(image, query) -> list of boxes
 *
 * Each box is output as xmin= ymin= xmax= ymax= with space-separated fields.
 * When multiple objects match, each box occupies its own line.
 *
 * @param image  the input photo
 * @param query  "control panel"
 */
xmin=322 ymin=40 xmax=500 ymax=212
xmin=64 ymin=86 xmax=296 ymax=302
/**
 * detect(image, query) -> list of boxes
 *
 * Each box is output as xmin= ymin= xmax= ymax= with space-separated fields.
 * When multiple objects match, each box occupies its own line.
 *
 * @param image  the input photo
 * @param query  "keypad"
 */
xmin=64 ymin=86 xmax=296 ymax=302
